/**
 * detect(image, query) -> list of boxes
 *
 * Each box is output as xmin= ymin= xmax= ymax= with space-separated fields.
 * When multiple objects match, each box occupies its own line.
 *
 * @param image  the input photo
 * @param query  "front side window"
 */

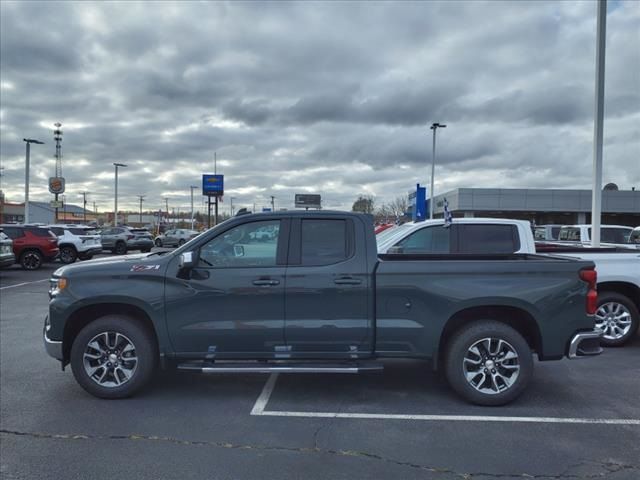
xmin=457 ymin=224 xmax=519 ymax=254
xmin=199 ymin=220 xmax=280 ymax=268
xmin=300 ymin=219 xmax=350 ymax=266
xmin=394 ymin=226 xmax=450 ymax=254
xmin=534 ymin=227 xmax=546 ymax=240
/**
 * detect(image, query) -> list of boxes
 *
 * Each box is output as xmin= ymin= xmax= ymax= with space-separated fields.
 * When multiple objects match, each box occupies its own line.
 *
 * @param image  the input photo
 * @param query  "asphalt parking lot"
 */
xmin=1 ymin=259 xmax=639 ymax=479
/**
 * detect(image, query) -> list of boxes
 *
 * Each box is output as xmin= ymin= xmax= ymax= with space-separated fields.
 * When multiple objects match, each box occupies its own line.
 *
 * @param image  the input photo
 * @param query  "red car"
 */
xmin=374 ymin=223 xmax=395 ymax=235
xmin=0 ymin=225 xmax=59 ymax=270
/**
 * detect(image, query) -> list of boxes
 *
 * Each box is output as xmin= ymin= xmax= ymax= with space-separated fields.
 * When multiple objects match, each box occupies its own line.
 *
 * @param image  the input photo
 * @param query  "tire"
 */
xmin=141 ymin=248 xmax=151 ymax=253
xmin=78 ymin=253 xmax=93 ymax=261
xmin=59 ymin=245 xmax=78 ymax=264
xmin=595 ymin=292 xmax=639 ymax=347
xmin=20 ymin=250 xmax=43 ymax=270
xmin=178 ymin=239 xmax=186 ymax=246
xmin=155 ymin=238 xmax=162 ymax=247
xmin=444 ymin=320 xmax=533 ymax=406
xmin=70 ymin=315 xmax=157 ymax=399
xmin=114 ymin=241 xmax=127 ymax=255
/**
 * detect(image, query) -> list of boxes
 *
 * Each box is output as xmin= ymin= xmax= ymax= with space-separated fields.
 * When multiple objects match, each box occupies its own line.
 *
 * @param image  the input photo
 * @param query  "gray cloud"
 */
xmin=1 ymin=0 xmax=638 ymax=215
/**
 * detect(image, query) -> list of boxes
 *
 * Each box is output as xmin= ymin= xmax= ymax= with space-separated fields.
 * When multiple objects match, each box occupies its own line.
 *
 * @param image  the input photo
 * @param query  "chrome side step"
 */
xmin=177 ymin=361 xmax=384 ymax=374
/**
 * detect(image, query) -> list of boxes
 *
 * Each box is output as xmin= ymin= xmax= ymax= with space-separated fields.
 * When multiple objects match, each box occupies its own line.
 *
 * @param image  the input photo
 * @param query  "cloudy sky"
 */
xmin=1 ymin=1 xmax=638 ymax=214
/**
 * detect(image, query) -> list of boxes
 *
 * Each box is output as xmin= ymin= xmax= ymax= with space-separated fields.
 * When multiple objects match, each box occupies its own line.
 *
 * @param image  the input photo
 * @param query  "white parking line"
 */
xmin=0 ymin=279 xmax=48 ymax=290
xmin=251 ymin=373 xmax=279 ymax=415
xmin=250 ymin=373 xmax=640 ymax=426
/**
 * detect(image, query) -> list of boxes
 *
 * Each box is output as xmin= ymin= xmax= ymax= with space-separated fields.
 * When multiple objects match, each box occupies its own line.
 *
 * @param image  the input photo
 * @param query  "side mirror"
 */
xmin=179 ymin=251 xmax=198 ymax=269
xmin=387 ymin=246 xmax=404 ymax=254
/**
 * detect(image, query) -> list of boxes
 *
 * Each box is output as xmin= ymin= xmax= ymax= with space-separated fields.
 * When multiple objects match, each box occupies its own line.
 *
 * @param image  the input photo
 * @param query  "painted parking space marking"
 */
xmin=250 ymin=373 xmax=640 ymax=426
xmin=0 ymin=279 xmax=49 ymax=290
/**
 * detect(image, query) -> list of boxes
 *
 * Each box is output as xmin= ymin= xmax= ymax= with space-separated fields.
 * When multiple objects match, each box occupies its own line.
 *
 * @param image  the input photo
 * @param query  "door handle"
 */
xmin=252 ymin=279 xmax=280 ymax=286
xmin=334 ymin=277 xmax=362 ymax=285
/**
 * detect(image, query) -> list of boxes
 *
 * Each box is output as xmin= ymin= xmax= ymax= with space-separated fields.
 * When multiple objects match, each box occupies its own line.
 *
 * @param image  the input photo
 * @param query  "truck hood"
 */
xmin=53 ymin=252 xmax=173 ymax=277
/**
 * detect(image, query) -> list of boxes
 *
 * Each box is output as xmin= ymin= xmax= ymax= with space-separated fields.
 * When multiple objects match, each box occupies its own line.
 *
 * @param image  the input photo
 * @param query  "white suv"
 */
xmin=47 ymin=225 xmax=103 ymax=264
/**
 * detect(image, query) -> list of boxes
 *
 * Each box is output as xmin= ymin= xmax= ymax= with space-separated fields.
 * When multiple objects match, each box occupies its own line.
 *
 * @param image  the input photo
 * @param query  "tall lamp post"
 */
xmin=137 ymin=195 xmax=146 ymax=224
xmin=190 ymin=186 xmax=198 ymax=229
xmin=230 ymin=197 xmax=236 ymax=216
xmin=429 ymin=123 xmax=446 ymax=219
xmin=113 ymin=163 xmax=127 ymax=226
xmin=23 ymin=138 xmax=45 ymax=224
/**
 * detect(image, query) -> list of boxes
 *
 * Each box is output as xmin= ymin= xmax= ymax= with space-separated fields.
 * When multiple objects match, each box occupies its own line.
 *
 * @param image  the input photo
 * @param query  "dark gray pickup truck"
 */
xmin=45 ymin=211 xmax=602 ymax=405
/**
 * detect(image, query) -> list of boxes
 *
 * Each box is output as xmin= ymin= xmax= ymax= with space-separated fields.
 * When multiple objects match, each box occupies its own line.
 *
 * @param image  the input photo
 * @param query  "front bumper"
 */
xmin=567 ymin=330 xmax=603 ymax=359
xmin=43 ymin=317 xmax=63 ymax=361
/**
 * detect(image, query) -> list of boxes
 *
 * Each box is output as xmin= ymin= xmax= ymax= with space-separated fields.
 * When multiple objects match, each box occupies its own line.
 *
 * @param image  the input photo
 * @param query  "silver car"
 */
xmin=101 ymin=227 xmax=154 ymax=254
xmin=0 ymin=231 xmax=15 ymax=269
xmin=154 ymin=229 xmax=199 ymax=247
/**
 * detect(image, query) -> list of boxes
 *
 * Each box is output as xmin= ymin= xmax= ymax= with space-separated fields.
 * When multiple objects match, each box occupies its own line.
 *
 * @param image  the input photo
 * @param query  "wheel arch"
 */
xmin=62 ymin=303 xmax=160 ymax=366
xmin=597 ymin=281 xmax=640 ymax=311
xmin=435 ymin=305 xmax=542 ymax=370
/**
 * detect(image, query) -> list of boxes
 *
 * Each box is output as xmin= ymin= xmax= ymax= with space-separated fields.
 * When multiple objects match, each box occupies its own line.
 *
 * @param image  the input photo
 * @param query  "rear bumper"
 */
xmin=567 ymin=330 xmax=603 ymax=359
xmin=43 ymin=317 xmax=63 ymax=361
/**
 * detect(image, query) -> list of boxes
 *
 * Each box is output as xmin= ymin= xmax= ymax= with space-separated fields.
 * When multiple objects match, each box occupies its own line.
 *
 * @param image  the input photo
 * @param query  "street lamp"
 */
xmin=190 ymin=186 xmax=198 ymax=229
xmin=429 ymin=123 xmax=446 ymax=219
xmin=23 ymin=138 xmax=45 ymax=224
xmin=113 ymin=163 xmax=127 ymax=226
xmin=230 ymin=197 xmax=236 ymax=216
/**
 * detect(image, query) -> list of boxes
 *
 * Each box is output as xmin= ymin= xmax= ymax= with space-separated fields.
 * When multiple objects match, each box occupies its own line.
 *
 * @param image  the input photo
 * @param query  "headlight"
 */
xmin=49 ymin=277 xmax=68 ymax=297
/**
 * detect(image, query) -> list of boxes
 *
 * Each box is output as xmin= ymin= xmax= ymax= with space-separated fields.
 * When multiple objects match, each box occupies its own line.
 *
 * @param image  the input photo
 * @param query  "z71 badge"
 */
xmin=130 ymin=264 xmax=161 ymax=272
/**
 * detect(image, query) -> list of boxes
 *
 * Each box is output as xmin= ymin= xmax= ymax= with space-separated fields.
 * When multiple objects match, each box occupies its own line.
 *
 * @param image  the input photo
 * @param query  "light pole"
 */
xmin=429 ymin=123 xmax=446 ymax=219
xmin=270 ymin=195 xmax=275 ymax=211
xmin=23 ymin=139 xmax=44 ymax=224
xmin=137 ymin=195 xmax=146 ymax=224
xmin=190 ymin=186 xmax=198 ymax=229
xmin=113 ymin=163 xmax=127 ymax=226
xmin=79 ymin=191 xmax=89 ymax=223
xmin=230 ymin=197 xmax=236 ymax=216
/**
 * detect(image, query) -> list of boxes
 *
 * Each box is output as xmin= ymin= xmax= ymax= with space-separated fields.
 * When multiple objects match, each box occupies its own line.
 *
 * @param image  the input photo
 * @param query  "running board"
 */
xmin=177 ymin=361 xmax=384 ymax=374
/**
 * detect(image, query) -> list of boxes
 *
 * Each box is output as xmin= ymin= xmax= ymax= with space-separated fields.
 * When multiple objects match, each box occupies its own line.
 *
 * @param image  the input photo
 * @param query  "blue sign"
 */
xmin=202 ymin=174 xmax=224 ymax=196
xmin=412 ymin=184 xmax=427 ymax=222
xmin=262 ymin=208 xmax=272 ymax=212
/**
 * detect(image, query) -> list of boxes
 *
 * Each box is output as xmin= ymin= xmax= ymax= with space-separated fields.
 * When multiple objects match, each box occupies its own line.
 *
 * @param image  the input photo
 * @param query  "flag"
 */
xmin=443 ymin=198 xmax=453 ymax=228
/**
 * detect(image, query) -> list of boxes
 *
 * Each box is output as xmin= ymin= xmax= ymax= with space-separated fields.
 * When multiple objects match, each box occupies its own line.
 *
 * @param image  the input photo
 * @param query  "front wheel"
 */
xmin=70 ymin=315 xmax=157 ymax=399
xmin=155 ymin=238 xmax=162 ymax=247
xmin=178 ymin=239 xmax=186 ymax=246
xmin=595 ymin=292 xmax=639 ymax=347
xmin=444 ymin=321 xmax=533 ymax=406
xmin=59 ymin=246 xmax=78 ymax=264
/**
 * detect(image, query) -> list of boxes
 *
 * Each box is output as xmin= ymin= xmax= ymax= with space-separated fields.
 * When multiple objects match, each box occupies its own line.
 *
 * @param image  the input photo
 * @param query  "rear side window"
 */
xmin=457 ymin=224 xmax=520 ymax=254
xmin=595 ymin=228 xmax=633 ymax=244
xmin=301 ymin=219 xmax=350 ymax=266
xmin=69 ymin=228 xmax=88 ymax=235
xmin=394 ymin=226 xmax=450 ymax=254
xmin=50 ymin=227 xmax=64 ymax=236
xmin=551 ymin=227 xmax=561 ymax=240
xmin=559 ymin=227 xmax=580 ymax=241
xmin=27 ymin=228 xmax=54 ymax=237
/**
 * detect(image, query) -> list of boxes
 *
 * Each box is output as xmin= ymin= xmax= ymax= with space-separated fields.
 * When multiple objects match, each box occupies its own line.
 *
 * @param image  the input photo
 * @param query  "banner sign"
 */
xmin=202 ymin=174 xmax=224 ymax=196
xmin=48 ymin=177 xmax=65 ymax=194
xmin=295 ymin=194 xmax=321 ymax=209
xmin=412 ymin=184 xmax=426 ymax=222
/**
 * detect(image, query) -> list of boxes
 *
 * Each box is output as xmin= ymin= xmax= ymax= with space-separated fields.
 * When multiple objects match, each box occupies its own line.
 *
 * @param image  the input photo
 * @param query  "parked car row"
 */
xmin=154 ymin=229 xmax=199 ymax=247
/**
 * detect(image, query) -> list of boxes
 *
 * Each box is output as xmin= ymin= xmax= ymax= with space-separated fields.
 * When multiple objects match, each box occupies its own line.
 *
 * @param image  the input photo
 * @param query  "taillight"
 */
xmin=579 ymin=268 xmax=598 ymax=315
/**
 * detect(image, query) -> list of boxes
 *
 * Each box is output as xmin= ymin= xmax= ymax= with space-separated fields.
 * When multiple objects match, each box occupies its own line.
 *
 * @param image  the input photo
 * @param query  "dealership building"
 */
xmin=424 ymin=188 xmax=640 ymax=226
xmin=0 ymin=201 xmax=95 ymax=224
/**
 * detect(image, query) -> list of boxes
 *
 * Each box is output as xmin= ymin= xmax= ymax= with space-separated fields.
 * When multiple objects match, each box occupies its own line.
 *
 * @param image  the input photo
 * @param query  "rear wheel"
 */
xmin=444 ymin=321 xmax=533 ymax=406
xmin=178 ymin=239 xmax=186 ymax=246
xmin=59 ymin=245 xmax=78 ymax=264
xmin=20 ymin=250 xmax=43 ymax=270
xmin=155 ymin=238 xmax=162 ymax=247
xmin=114 ymin=241 xmax=127 ymax=255
xmin=595 ymin=292 xmax=639 ymax=347
xmin=70 ymin=315 xmax=157 ymax=399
